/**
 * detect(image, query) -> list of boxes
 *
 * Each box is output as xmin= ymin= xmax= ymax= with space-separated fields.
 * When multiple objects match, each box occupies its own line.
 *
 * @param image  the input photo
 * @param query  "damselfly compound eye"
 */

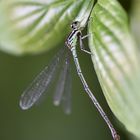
xmin=71 ymin=21 xmax=80 ymax=29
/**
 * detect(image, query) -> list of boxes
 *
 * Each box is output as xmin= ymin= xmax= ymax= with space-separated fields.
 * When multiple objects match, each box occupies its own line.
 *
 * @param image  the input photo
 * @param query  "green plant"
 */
xmin=0 ymin=0 xmax=140 ymax=139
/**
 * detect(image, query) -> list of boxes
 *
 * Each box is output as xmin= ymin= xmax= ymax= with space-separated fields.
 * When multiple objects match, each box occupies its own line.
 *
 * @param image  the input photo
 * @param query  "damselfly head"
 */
xmin=71 ymin=21 xmax=80 ymax=29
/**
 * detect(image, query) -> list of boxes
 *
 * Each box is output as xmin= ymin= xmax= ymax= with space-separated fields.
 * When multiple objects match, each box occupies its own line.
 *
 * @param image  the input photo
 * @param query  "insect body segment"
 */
xmin=65 ymin=21 xmax=81 ymax=50
xmin=65 ymin=29 xmax=81 ymax=50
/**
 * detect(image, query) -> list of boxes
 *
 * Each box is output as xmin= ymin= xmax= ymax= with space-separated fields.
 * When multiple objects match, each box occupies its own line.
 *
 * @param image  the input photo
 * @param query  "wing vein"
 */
xmin=20 ymin=48 xmax=65 ymax=110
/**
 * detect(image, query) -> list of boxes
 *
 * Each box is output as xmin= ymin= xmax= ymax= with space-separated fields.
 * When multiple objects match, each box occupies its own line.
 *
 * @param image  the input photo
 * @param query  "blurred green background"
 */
xmin=0 ymin=0 xmax=134 ymax=140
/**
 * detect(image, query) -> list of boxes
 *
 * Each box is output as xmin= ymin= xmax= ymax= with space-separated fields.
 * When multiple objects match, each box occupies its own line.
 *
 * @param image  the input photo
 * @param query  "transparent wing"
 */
xmin=20 ymin=48 xmax=65 ymax=110
xmin=62 ymin=56 xmax=72 ymax=114
xmin=53 ymin=54 xmax=70 ymax=106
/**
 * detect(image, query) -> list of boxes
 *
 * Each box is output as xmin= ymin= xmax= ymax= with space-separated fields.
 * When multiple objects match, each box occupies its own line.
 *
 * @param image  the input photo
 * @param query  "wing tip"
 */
xmin=53 ymin=100 xmax=60 ymax=106
xmin=19 ymin=100 xmax=30 ymax=110
xmin=64 ymin=110 xmax=71 ymax=115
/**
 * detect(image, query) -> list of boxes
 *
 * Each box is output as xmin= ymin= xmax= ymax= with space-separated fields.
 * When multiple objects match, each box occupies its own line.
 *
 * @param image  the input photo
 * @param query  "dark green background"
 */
xmin=0 ymin=0 xmax=131 ymax=140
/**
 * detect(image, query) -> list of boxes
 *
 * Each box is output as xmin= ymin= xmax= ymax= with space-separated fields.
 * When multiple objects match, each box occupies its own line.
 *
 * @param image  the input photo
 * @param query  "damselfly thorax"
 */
xmin=65 ymin=21 xmax=82 ymax=50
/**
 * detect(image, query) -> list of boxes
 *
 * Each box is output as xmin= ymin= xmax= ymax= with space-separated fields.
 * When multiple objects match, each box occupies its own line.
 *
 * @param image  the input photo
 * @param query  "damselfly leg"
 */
xmin=79 ymin=35 xmax=92 ymax=55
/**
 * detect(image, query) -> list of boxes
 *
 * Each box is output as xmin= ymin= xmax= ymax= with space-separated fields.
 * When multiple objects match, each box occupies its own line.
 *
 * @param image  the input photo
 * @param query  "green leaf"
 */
xmin=88 ymin=0 xmax=140 ymax=139
xmin=0 ymin=0 xmax=94 ymax=55
xmin=131 ymin=0 xmax=140 ymax=48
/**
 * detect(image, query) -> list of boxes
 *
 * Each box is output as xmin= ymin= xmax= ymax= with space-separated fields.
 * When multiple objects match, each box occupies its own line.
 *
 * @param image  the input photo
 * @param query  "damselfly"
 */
xmin=20 ymin=21 xmax=120 ymax=140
